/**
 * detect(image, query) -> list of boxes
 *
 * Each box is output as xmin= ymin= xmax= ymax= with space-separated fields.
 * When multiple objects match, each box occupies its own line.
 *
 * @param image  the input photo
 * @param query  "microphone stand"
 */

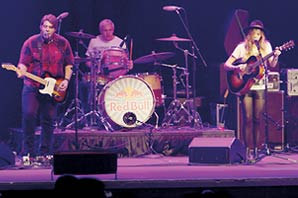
xmin=57 ymin=19 xmax=62 ymax=35
xmin=253 ymin=46 xmax=297 ymax=164
xmin=173 ymin=8 xmax=207 ymax=128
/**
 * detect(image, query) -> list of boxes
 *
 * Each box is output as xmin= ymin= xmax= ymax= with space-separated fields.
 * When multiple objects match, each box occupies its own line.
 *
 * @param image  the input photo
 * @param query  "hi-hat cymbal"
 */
xmin=134 ymin=52 xmax=175 ymax=64
xmin=65 ymin=31 xmax=96 ymax=39
xmin=156 ymin=34 xmax=191 ymax=42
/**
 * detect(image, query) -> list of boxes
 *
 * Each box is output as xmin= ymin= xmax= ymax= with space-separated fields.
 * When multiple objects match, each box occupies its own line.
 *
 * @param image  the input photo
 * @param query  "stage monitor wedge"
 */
xmin=188 ymin=137 xmax=246 ymax=164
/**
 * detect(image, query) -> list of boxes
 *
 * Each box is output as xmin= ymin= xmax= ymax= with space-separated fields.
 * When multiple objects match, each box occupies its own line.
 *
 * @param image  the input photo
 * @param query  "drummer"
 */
xmin=80 ymin=18 xmax=133 ymax=117
xmin=85 ymin=18 xmax=133 ymax=70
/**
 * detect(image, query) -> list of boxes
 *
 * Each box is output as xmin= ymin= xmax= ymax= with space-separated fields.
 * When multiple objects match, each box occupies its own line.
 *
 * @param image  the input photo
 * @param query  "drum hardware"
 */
xmin=60 ymin=33 xmax=113 ymax=132
xmin=78 ymin=51 xmax=115 ymax=131
xmin=160 ymin=64 xmax=201 ymax=127
xmin=162 ymin=5 xmax=208 ymax=127
xmin=157 ymin=62 xmax=202 ymax=128
xmin=133 ymin=51 xmax=175 ymax=64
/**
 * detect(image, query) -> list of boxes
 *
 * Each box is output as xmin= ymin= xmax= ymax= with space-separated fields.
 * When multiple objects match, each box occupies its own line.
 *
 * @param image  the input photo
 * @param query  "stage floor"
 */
xmin=1 ymin=152 xmax=298 ymax=197
xmin=4 ymin=126 xmax=298 ymax=197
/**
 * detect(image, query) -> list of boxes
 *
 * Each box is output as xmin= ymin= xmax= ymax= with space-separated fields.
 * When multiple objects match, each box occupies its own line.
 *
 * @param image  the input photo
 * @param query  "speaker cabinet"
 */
xmin=53 ymin=151 xmax=117 ymax=175
xmin=188 ymin=137 xmax=246 ymax=164
xmin=285 ymin=96 xmax=298 ymax=146
xmin=237 ymin=91 xmax=285 ymax=149
xmin=0 ymin=142 xmax=15 ymax=168
xmin=262 ymin=91 xmax=285 ymax=149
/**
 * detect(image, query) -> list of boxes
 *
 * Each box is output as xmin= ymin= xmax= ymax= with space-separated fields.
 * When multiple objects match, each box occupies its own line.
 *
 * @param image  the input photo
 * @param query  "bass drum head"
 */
xmin=98 ymin=75 xmax=155 ymax=128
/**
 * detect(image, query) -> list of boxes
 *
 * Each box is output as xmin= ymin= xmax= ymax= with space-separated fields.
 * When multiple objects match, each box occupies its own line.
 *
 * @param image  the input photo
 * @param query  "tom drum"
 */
xmin=101 ymin=47 xmax=129 ymax=79
xmin=136 ymin=73 xmax=163 ymax=107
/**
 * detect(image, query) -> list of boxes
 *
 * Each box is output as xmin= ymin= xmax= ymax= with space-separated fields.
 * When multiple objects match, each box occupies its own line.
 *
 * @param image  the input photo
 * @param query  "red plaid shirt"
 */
xmin=18 ymin=33 xmax=74 ymax=87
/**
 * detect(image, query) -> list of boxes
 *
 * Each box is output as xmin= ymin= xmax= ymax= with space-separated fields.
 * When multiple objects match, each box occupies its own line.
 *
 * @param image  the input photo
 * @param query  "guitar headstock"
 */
xmin=1 ymin=63 xmax=17 ymax=71
xmin=278 ymin=40 xmax=295 ymax=51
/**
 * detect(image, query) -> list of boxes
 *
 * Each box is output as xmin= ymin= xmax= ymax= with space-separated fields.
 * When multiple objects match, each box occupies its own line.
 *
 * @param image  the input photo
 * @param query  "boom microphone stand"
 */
xmin=166 ymin=6 xmax=207 ymax=127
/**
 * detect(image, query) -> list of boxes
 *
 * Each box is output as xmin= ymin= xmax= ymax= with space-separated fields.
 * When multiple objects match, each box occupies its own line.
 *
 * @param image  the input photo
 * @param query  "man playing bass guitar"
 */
xmin=224 ymin=19 xmax=281 ymax=159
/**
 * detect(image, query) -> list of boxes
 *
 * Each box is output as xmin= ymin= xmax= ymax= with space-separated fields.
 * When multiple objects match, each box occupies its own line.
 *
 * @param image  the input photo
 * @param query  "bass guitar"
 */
xmin=227 ymin=40 xmax=295 ymax=96
xmin=2 ymin=63 xmax=67 ymax=102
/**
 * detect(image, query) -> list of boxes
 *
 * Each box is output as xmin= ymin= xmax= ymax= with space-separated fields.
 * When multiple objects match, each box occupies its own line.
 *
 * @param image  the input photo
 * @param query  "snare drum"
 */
xmin=136 ymin=73 xmax=163 ymax=107
xmin=101 ymin=47 xmax=129 ymax=79
xmin=98 ymin=75 xmax=155 ymax=129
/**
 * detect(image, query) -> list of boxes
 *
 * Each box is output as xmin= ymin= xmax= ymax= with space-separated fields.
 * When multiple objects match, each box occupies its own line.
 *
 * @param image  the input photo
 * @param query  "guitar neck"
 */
xmin=24 ymin=71 xmax=47 ymax=85
xmin=252 ymin=51 xmax=274 ymax=68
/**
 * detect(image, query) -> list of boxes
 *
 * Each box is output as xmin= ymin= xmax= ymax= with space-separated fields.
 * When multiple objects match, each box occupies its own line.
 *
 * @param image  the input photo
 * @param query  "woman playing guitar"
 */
xmin=223 ymin=19 xmax=281 ymax=159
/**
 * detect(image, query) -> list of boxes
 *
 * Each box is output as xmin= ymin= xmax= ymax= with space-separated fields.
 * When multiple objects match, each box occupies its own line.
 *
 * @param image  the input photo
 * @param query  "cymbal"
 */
xmin=65 ymin=31 xmax=96 ymax=39
xmin=156 ymin=34 xmax=191 ymax=42
xmin=134 ymin=52 xmax=175 ymax=64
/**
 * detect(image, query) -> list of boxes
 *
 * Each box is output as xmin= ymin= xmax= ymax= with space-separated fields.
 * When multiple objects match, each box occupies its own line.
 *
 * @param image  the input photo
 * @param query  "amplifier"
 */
xmin=283 ymin=69 xmax=298 ymax=96
xmin=267 ymin=72 xmax=280 ymax=92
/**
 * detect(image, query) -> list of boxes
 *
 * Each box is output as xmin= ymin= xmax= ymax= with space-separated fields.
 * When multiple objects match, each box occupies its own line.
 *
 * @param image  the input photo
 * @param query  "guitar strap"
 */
xmin=37 ymin=36 xmax=44 ymax=77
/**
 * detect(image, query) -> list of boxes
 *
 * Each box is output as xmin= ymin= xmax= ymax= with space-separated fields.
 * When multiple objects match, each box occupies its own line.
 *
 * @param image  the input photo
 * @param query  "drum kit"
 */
xmin=59 ymin=30 xmax=202 ymax=131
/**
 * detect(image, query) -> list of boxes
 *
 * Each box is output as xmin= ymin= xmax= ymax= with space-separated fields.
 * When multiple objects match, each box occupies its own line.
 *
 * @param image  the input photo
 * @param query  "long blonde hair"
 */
xmin=244 ymin=29 xmax=267 ymax=58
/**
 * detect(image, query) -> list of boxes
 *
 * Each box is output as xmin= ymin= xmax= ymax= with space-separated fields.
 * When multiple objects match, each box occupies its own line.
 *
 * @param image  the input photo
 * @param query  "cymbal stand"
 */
xmin=72 ymin=57 xmax=114 ymax=132
xmin=173 ymin=42 xmax=203 ymax=128
xmin=59 ymin=46 xmax=85 ymax=132
xmin=160 ymin=63 xmax=202 ymax=127
xmin=58 ymin=51 xmax=84 ymax=149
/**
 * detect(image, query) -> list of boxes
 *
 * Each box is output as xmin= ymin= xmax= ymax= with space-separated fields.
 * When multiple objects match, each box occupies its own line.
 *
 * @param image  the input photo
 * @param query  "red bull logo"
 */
xmin=115 ymin=87 xmax=144 ymax=98
xmin=108 ymin=101 xmax=152 ymax=112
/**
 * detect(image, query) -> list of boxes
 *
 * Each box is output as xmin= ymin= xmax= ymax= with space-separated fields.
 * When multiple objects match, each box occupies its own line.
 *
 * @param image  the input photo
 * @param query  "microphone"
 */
xmin=163 ymin=5 xmax=182 ymax=11
xmin=57 ymin=12 xmax=69 ymax=20
xmin=119 ymin=35 xmax=129 ymax=48
xmin=254 ymin=39 xmax=260 ymax=50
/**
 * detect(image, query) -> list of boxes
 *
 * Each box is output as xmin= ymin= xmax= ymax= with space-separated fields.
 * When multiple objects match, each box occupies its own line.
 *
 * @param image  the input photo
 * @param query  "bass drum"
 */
xmin=98 ymin=75 xmax=155 ymax=129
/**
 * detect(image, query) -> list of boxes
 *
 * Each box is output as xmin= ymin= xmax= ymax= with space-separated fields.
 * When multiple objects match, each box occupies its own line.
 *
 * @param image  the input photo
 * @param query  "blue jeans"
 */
xmin=21 ymin=85 xmax=57 ymax=157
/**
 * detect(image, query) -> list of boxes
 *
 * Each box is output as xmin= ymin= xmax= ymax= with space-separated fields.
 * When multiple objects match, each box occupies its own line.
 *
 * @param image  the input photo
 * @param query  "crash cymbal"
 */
xmin=134 ymin=52 xmax=175 ymax=64
xmin=156 ymin=34 xmax=191 ymax=42
xmin=65 ymin=31 xmax=96 ymax=39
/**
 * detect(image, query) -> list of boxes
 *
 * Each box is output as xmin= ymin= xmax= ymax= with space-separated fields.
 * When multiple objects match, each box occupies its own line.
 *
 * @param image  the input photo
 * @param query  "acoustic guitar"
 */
xmin=227 ymin=40 xmax=295 ymax=96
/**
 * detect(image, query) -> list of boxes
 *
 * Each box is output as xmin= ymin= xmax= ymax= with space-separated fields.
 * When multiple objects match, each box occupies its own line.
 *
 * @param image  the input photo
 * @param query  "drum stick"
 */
xmin=130 ymin=38 xmax=133 ymax=60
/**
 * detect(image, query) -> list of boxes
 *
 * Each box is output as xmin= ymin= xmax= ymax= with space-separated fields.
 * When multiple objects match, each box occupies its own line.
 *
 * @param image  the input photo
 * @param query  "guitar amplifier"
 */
xmin=267 ymin=72 xmax=280 ymax=92
xmin=250 ymin=72 xmax=280 ymax=91
xmin=286 ymin=69 xmax=298 ymax=96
